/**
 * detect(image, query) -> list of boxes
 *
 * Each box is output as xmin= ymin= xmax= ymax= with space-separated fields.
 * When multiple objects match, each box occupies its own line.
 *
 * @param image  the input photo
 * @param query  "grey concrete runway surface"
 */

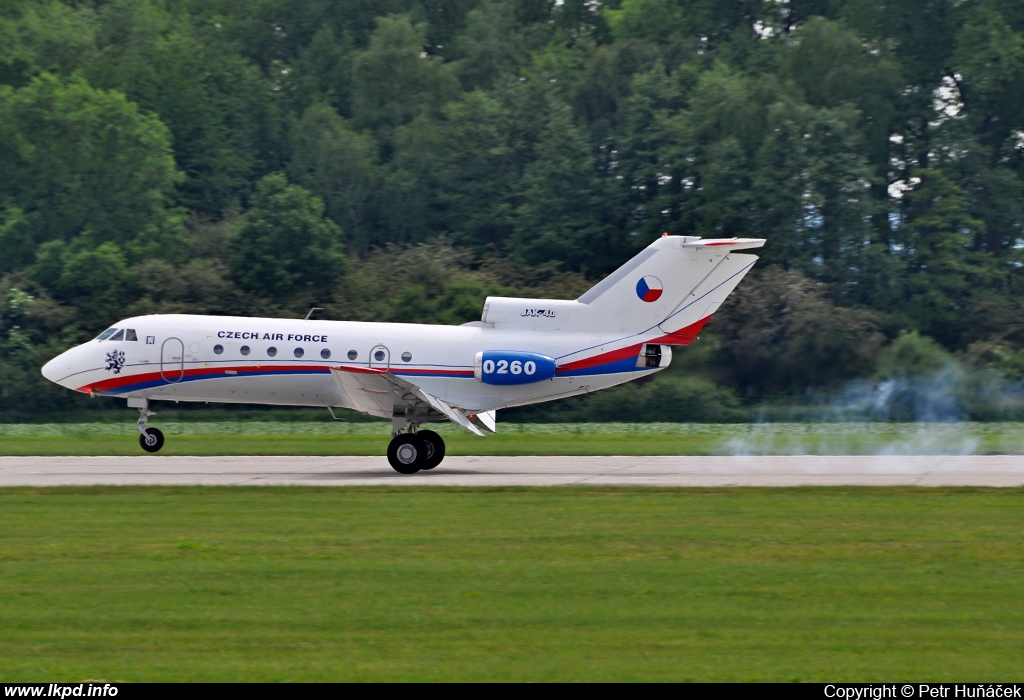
xmin=1 ymin=454 xmax=1023 ymax=487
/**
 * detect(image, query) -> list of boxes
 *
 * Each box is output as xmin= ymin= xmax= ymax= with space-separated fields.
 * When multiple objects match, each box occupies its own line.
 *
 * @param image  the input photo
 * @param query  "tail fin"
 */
xmin=575 ymin=235 xmax=764 ymax=338
xmin=475 ymin=235 xmax=764 ymax=339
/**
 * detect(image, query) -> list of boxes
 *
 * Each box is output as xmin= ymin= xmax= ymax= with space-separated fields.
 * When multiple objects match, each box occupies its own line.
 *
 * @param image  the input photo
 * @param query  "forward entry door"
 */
xmin=161 ymin=338 xmax=184 ymax=383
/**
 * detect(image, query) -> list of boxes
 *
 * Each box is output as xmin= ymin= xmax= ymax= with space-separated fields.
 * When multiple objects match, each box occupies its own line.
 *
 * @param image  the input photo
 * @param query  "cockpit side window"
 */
xmin=96 ymin=328 xmax=118 ymax=341
xmin=109 ymin=329 xmax=125 ymax=341
xmin=125 ymin=329 xmax=138 ymax=341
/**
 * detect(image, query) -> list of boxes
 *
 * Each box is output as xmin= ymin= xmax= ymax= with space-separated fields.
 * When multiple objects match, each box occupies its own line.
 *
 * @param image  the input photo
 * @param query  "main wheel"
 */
xmin=387 ymin=434 xmax=424 ymax=474
xmin=417 ymin=430 xmax=446 ymax=470
xmin=139 ymin=427 xmax=165 ymax=453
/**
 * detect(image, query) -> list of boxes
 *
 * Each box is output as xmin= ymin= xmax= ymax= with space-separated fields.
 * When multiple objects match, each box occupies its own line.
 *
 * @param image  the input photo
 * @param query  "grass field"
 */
xmin=1 ymin=486 xmax=1022 ymax=681
xmin=1 ymin=422 xmax=1022 ymax=455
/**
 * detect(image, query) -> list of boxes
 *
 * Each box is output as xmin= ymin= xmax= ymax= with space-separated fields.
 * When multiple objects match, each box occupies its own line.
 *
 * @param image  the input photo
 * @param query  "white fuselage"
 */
xmin=40 ymin=235 xmax=770 ymax=423
xmin=41 ymin=314 xmax=666 ymax=414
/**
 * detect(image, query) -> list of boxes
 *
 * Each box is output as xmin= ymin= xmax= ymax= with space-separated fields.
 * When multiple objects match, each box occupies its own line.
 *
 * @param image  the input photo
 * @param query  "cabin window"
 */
xmin=294 ymin=347 xmax=304 ymax=358
xmin=267 ymin=347 xmax=278 ymax=357
xmin=240 ymin=346 xmax=250 ymax=356
xmin=96 ymin=328 xmax=117 ymax=340
xmin=374 ymin=350 xmax=385 ymax=362
xmin=109 ymin=329 xmax=125 ymax=341
xmin=125 ymin=329 xmax=138 ymax=341
xmin=214 ymin=345 xmax=224 ymax=355
xmin=401 ymin=352 xmax=412 ymax=362
xmin=320 ymin=349 xmax=331 ymax=360
xmin=347 ymin=350 xmax=358 ymax=360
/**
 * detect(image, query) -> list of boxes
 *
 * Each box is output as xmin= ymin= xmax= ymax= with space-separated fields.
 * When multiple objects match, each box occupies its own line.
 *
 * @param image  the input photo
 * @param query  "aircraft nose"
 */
xmin=41 ymin=350 xmax=73 ymax=385
xmin=40 ymin=357 xmax=60 ymax=384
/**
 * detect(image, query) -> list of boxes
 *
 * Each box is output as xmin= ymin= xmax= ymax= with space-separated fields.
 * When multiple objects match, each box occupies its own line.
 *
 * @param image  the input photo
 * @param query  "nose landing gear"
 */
xmin=140 ymin=427 xmax=165 ymax=453
xmin=128 ymin=398 xmax=165 ymax=453
xmin=386 ymin=427 xmax=446 ymax=474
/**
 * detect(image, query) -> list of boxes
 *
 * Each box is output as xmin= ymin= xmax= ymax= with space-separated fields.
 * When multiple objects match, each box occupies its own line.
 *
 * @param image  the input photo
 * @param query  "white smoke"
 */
xmin=722 ymin=363 xmax=1023 ymax=456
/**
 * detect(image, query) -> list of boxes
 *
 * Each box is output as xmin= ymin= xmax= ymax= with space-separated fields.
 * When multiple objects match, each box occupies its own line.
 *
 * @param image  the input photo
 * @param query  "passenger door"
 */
xmin=161 ymin=338 xmax=185 ymax=383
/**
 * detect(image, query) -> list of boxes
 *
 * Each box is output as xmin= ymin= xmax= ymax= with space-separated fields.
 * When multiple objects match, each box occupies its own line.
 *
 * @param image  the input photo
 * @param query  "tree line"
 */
xmin=1 ymin=0 xmax=1023 ymax=420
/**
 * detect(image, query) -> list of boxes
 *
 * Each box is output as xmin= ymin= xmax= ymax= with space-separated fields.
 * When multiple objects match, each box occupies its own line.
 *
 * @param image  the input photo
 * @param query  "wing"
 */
xmin=328 ymin=365 xmax=485 ymax=436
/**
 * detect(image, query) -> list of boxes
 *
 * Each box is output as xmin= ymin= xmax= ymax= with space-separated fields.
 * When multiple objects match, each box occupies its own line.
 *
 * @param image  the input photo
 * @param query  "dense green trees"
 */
xmin=229 ymin=174 xmax=347 ymax=299
xmin=2 ymin=0 xmax=1024 ymax=419
xmin=0 ymin=75 xmax=181 ymax=269
xmin=289 ymin=104 xmax=381 ymax=250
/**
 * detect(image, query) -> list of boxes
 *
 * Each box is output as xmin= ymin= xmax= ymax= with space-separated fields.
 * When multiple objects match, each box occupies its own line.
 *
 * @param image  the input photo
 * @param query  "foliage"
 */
xmin=351 ymin=15 xmax=458 ymax=135
xmin=712 ymin=266 xmax=885 ymax=394
xmin=288 ymin=104 xmax=381 ymax=252
xmin=229 ymin=174 xmax=347 ymax=299
xmin=0 ymin=74 xmax=182 ymax=267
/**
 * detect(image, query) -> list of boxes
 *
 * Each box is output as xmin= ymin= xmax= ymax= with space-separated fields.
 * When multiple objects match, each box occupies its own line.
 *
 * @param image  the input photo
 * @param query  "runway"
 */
xmin=1 ymin=455 xmax=1023 ymax=487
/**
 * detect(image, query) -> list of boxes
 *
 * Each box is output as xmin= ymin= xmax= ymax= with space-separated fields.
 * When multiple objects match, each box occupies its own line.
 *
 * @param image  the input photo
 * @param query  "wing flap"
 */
xmin=415 ymin=390 xmax=485 ymax=436
xmin=329 ymin=365 xmax=485 ymax=436
xmin=469 ymin=410 xmax=497 ymax=433
xmin=328 ymin=366 xmax=395 ymax=419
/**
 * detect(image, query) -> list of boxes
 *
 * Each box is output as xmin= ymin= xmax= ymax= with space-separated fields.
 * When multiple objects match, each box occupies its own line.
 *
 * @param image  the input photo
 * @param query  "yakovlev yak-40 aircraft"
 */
xmin=41 ymin=235 xmax=764 ymax=473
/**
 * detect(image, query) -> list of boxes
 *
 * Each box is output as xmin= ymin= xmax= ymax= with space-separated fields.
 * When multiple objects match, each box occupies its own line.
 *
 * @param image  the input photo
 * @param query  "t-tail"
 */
xmin=477 ymin=235 xmax=765 ymax=342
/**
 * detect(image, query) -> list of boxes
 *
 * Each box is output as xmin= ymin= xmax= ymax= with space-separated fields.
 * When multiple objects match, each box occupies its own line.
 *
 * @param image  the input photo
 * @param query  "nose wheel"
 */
xmin=387 ymin=430 xmax=446 ymax=474
xmin=140 ymin=428 xmax=165 ymax=453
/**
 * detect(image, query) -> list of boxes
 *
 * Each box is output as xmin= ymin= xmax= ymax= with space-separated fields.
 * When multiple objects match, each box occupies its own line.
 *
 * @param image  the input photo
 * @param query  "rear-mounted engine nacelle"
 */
xmin=636 ymin=344 xmax=672 ymax=369
xmin=474 ymin=351 xmax=556 ymax=385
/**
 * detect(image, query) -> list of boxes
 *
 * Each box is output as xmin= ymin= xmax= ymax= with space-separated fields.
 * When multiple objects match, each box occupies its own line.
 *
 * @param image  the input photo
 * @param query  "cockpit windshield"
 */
xmin=96 ymin=328 xmax=138 ymax=341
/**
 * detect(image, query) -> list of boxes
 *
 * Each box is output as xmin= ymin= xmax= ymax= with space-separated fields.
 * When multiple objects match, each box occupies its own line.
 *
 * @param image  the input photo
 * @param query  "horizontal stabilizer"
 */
xmin=680 ymin=237 xmax=765 ymax=251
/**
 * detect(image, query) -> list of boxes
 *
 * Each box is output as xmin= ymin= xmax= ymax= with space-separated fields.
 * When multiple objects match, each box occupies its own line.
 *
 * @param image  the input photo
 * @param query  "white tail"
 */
xmin=477 ymin=236 xmax=764 ymax=339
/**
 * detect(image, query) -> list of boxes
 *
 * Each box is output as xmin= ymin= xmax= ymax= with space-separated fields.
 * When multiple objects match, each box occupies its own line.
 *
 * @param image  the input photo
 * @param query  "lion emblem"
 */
xmin=105 ymin=349 xmax=126 ymax=374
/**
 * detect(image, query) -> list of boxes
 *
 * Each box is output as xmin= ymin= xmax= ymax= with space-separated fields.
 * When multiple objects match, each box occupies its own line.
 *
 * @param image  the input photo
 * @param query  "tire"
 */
xmin=417 ymin=430 xmax=446 ymax=471
xmin=387 ymin=434 xmax=424 ymax=474
xmin=139 ymin=427 xmax=165 ymax=453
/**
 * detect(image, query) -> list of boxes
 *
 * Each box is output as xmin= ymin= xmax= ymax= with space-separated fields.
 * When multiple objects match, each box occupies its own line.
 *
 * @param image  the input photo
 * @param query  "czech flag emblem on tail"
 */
xmin=635 ymin=275 xmax=663 ymax=302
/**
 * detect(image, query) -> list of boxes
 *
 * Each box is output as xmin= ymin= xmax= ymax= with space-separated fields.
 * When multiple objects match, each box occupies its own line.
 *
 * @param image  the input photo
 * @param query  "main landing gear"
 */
xmin=387 ymin=428 xmax=445 ymax=474
xmin=128 ymin=398 xmax=164 ymax=453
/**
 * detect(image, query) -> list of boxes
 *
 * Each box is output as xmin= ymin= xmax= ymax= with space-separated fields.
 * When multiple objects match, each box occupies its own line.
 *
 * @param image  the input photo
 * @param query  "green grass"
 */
xmin=0 ymin=433 xmax=726 ymax=455
xmin=0 ymin=422 xmax=1022 ymax=455
xmin=0 ymin=486 xmax=1021 ymax=681
xmin=2 ymin=433 xmax=1022 ymax=455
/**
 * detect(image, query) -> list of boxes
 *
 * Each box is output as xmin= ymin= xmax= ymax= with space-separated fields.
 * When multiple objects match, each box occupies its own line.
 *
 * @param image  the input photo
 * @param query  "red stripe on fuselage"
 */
xmin=76 ymin=363 xmax=474 ymax=393
xmin=77 ymin=364 xmax=332 ymax=393
xmin=556 ymin=343 xmax=644 ymax=373
xmin=555 ymin=315 xmax=714 ymax=373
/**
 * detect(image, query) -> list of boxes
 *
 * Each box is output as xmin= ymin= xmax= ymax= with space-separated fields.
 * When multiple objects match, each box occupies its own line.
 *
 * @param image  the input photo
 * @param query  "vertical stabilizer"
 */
xmin=575 ymin=236 xmax=764 ymax=336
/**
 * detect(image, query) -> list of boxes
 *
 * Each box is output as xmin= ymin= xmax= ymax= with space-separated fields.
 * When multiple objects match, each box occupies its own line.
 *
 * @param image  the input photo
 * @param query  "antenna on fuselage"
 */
xmin=304 ymin=307 xmax=323 ymax=320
